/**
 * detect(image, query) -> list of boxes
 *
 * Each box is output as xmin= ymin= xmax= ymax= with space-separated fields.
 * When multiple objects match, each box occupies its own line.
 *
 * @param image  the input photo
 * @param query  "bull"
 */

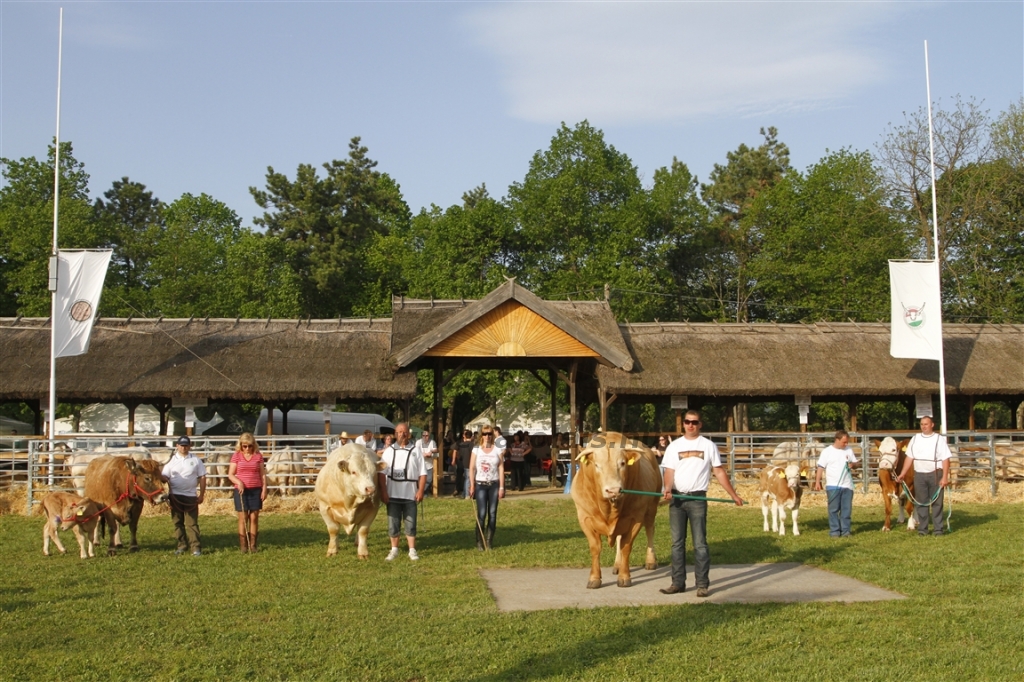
xmin=84 ymin=456 xmax=167 ymax=556
xmin=315 ymin=442 xmax=386 ymax=558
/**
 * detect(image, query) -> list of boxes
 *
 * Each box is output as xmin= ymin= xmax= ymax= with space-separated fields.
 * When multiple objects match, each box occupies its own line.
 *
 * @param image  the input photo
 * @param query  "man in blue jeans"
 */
xmin=814 ymin=430 xmax=860 ymax=537
xmin=660 ymin=411 xmax=744 ymax=597
xmin=378 ymin=423 xmax=426 ymax=561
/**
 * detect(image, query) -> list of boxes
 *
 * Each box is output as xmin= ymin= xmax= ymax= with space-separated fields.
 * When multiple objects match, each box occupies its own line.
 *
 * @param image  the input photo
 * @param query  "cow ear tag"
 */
xmin=626 ymin=456 xmax=636 ymax=466
xmin=778 ymin=471 xmax=786 ymax=479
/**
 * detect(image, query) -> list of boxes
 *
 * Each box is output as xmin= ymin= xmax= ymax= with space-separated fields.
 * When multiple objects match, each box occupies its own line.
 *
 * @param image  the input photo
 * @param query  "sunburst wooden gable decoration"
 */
xmin=424 ymin=301 xmax=599 ymax=358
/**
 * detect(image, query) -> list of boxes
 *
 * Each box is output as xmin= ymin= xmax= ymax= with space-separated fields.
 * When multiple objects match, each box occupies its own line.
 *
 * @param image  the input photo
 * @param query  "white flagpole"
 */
xmin=48 ymin=8 xmax=64 ymax=451
xmin=924 ymin=40 xmax=948 ymax=435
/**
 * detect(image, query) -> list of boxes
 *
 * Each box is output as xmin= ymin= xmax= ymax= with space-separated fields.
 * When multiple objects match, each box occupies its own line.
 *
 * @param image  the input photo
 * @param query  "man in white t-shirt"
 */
xmin=814 ymin=430 xmax=860 ymax=537
xmin=896 ymin=416 xmax=952 ymax=536
xmin=355 ymin=429 xmax=381 ymax=454
xmin=415 ymin=429 xmax=438 ymax=497
xmin=161 ymin=436 xmax=207 ymax=556
xmin=378 ymin=423 xmax=427 ymax=560
xmin=659 ymin=410 xmax=744 ymax=597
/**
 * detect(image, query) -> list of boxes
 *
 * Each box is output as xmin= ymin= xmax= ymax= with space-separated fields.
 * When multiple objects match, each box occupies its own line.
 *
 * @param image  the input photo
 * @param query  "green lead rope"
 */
xmin=901 ymin=480 xmax=953 ymax=532
xmin=620 ymin=489 xmax=744 ymax=505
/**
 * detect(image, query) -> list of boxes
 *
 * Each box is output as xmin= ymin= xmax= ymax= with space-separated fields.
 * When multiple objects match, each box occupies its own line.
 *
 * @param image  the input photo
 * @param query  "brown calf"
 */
xmin=40 ymin=491 xmax=103 ymax=558
xmin=759 ymin=464 xmax=804 ymax=536
xmin=876 ymin=437 xmax=916 ymax=531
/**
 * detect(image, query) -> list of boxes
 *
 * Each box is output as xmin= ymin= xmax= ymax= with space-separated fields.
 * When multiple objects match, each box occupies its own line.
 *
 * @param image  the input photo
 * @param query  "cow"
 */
xmin=204 ymin=446 xmax=235 ymax=491
xmin=759 ymin=463 xmax=804 ymax=536
xmin=314 ymin=442 xmax=386 ymax=558
xmin=68 ymin=447 xmax=152 ymax=495
xmin=570 ymin=432 xmax=661 ymax=589
xmin=39 ymin=491 xmax=103 ymax=558
xmin=84 ymin=456 xmax=167 ymax=556
xmin=267 ymin=447 xmax=305 ymax=495
xmin=876 ymin=437 xmax=916 ymax=531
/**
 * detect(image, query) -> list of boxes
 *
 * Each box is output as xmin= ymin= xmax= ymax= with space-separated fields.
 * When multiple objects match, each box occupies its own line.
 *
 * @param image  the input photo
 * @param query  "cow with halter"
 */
xmin=39 ymin=491 xmax=104 ymax=558
xmin=759 ymin=463 xmax=805 ymax=536
xmin=84 ymin=456 xmax=167 ymax=556
xmin=570 ymin=432 xmax=661 ymax=589
xmin=876 ymin=437 xmax=916 ymax=531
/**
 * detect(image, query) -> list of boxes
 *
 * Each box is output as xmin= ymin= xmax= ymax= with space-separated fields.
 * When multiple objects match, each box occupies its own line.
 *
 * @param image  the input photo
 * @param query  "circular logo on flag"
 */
xmin=902 ymin=303 xmax=925 ymax=329
xmin=69 ymin=300 xmax=93 ymax=322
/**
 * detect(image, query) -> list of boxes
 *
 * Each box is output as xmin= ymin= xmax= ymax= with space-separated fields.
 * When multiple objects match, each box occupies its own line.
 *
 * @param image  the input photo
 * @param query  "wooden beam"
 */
xmin=441 ymin=361 xmax=466 ymax=389
xmin=433 ymin=361 xmax=442 ymax=497
xmin=528 ymin=368 xmax=552 ymax=392
xmin=848 ymin=401 xmax=859 ymax=432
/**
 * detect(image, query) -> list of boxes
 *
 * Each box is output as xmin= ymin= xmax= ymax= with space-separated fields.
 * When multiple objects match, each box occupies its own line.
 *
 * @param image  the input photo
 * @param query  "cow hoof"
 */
xmin=586 ymin=580 xmax=602 ymax=589
xmin=617 ymin=577 xmax=632 ymax=588
xmin=357 ymin=554 xmax=368 ymax=561
xmin=107 ymin=549 xmax=117 ymax=557
xmin=881 ymin=527 xmax=890 ymax=532
xmin=326 ymin=549 xmax=337 ymax=557
xmin=794 ymin=531 xmax=800 ymax=536
xmin=128 ymin=546 xmax=139 ymax=553
xmin=611 ymin=566 xmax=619 ymax=575
xmin=645 ymin=561 xmax=658 ymax=570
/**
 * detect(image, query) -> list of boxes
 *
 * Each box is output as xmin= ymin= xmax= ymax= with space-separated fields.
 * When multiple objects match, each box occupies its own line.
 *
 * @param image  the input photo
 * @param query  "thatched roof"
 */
xmin=0 ymin=317 xmax=417 ymax=403
xmin=596 ymin=321 xmax=1024 ymax=399
xmin=389 ymin=279 xmax=632 ymax=370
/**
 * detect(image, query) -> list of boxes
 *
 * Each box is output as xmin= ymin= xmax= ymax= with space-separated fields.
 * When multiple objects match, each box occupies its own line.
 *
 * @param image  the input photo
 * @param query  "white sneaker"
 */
xmin=385 ymin=547 xmax=400 ymax=561
xmin=408 ymin=548 xmax=419 ymax=561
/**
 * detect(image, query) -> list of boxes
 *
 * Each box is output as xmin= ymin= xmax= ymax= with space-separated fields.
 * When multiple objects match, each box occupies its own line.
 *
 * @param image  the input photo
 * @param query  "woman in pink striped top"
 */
xmin=227 ymin=432 xmax=267 ymax=553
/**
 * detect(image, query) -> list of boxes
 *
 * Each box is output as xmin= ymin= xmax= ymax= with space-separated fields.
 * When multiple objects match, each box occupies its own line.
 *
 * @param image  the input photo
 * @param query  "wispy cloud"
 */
xmin=463 ymin=2 xmax=906 ymax=125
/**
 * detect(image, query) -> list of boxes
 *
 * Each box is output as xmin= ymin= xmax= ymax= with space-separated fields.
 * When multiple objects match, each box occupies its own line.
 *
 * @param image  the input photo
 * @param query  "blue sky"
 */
xmin=2 ymin=1 xmax=1021 ymax=228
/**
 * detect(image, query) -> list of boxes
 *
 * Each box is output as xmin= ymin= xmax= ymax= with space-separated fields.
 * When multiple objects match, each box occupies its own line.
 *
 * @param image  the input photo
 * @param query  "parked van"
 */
xmin=255 ymin=409 xmax=395 ymax=437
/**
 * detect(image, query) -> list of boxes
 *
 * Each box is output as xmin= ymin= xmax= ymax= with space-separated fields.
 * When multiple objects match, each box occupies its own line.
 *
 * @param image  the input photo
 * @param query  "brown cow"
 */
xmin=315 ymin=442 xmax=386 ymax=558
xmin=40 ymin=491 xmax=103 ymax=558
xmin=759 ymin=464 xmax=804 ymax=536
xmin=876 ymin=437 xmax=916 ymax=531
xmin=570 ymin=432 xmax=661 ymax=589
xmin=84 ymin=456 xmax=167 ymax=556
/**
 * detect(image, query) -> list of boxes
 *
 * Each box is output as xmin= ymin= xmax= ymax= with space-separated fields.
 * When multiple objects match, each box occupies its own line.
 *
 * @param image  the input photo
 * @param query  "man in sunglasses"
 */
xmin=660 ymin=410 xmax=743 ymax=597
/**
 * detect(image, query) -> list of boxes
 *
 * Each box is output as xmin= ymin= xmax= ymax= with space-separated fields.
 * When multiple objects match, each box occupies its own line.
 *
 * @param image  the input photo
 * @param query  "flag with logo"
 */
xmin=888 ymin=260 xmax=943 ymax=360
xmin=53 ymin=250 xmax=112 ymax=358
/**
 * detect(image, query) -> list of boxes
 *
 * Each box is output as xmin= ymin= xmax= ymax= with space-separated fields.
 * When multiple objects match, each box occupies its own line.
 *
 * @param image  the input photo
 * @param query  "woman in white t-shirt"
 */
xmin=469 ymin=427 xmax=505 ymax=551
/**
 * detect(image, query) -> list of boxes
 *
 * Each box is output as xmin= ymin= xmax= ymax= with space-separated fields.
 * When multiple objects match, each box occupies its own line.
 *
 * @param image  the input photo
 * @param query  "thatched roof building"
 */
xmin=596 ymin=321 xmax=1024 ymax=402
xmin=0 ymin=317 xmax=416 ymax=403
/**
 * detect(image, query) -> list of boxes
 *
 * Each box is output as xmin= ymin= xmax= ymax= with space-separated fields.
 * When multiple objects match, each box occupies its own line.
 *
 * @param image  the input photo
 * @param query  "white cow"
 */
xmin=314 ymin=443 xmax=386 ymax=558
xmin=67 ymin=447 xmax=152 ymax=495
xmin=266 ymin=447 xmax=305 ymax=495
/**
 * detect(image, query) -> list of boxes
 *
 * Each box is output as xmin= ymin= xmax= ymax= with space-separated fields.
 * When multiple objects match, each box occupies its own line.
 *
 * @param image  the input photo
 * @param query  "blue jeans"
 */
xmin=826 ymin=487 xmax=853 ymax=537
xmin=474 ymin=483 xmax=500 ymax=535
xmin=386 ymin=499 xmax=417 ymax=538
xmin=669 ymin=494 xmax=709 ymax=589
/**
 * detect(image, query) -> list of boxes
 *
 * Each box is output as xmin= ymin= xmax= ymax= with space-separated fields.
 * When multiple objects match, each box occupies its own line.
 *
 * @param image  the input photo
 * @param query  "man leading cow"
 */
xmin=660 ymin=410 xmax=743 ymax=597
xmin=896 ymin=416 xmax=952 ymax=536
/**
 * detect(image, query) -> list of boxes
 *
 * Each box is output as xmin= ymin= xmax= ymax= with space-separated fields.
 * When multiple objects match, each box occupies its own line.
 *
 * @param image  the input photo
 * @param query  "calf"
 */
xmin=759 ymin=464 xmax=804 ymax=536
xmin=40 ymin=491 xmax=103 ymax=558
xmin=876 ymin=437 xmax=916 ymax=531
xmin=267 ymin=447 xmax=305 ymax=495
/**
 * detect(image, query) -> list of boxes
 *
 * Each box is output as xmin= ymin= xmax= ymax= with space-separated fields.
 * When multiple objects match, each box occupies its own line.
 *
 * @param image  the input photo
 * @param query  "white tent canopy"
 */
xmin=53 ymin=403 xmax=221 ymax=435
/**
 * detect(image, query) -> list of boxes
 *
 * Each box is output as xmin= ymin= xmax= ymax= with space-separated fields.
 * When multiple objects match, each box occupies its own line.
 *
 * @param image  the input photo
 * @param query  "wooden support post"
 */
xmin=675 ymin=409 xmax=683 ymax=435
xmin=126 ymin=401 xmax=138 ymax=447
xmin=848 ymin=401 xmax=859 ymax=432
xmin=266 ymin=403 xmax=276 ymax=436
xmin=433 ymin=361 xmax=443 ymax=497
xmin=569 ymin=360 xmax=578 ymax=468
xmin=598 ymin=389 xmax=617 ymax=433
xmin=155 ymin=402 xmax=170 ymax=438
xmin=968 ymin=396 xmax=976 ymax=431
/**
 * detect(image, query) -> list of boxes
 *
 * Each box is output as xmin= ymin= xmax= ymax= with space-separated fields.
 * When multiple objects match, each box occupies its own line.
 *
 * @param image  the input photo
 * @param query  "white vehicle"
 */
xmin=255 ymin=409 xmax=394 ymax=437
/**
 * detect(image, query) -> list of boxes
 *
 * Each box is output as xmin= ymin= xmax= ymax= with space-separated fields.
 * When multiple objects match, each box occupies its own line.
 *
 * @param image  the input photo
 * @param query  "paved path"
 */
xmin=480 ymin=563 xmax=905 ymax=612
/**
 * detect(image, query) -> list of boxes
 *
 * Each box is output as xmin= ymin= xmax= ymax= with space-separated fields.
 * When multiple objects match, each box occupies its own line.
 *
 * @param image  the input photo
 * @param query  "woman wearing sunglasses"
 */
xmin=227 ymin=432 xmax=268 ymax=553
xmin=469 ymin=427 xmax=505 ymax=550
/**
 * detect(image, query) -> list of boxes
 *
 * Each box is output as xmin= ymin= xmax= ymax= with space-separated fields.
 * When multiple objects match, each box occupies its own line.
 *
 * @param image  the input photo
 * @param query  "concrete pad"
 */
xmin=480 ymin=563 xmax=905 ymax=612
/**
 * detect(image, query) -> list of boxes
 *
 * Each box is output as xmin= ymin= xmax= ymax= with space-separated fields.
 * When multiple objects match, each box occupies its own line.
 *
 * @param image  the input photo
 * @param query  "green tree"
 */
xmin=250 ymin=137 xmax=410 ymax=318
xmin=0 ymin=141 xmax=99 ymax=316
xmin=222 ymin=232 xmax=304 ymax=318
xmin=747 ymin=149 xmax=910 ymax=322
xmin=700 ymin=127 xmax=791 ymax=321
xmin=93 ymin=177 xmax=164 ymax=317
xmin=149 ymin=193 xmax=244 ymax=316
xmin=507 ymin=121 xmax=671 ymax=321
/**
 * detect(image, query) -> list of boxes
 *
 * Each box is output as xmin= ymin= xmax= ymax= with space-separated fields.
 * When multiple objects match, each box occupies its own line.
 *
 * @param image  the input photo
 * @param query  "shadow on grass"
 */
xmin=468 ymin=601 xmax=786 ymax=682
xmin=0 ymin=585 xmax=35 ymax=613
xmin=414 ymin=524 xmax=580 ymax=555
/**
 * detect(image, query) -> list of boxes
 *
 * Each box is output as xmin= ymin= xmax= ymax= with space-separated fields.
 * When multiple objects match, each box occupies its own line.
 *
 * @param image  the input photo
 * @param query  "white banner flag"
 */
xmin=54 ymin=250 xmax=112 ymax=358
xmin=889 ymin=260 xmax=943 ymax=360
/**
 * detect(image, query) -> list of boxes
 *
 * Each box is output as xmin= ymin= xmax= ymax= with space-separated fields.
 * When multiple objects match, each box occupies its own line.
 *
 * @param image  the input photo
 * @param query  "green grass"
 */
xmin=1 ymin=498 xmax=1021 ymax=681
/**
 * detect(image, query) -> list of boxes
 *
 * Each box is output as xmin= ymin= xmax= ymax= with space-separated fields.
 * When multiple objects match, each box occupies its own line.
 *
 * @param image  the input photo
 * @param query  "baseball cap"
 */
xmin=177 ymin=436 xmax=192 ymax=446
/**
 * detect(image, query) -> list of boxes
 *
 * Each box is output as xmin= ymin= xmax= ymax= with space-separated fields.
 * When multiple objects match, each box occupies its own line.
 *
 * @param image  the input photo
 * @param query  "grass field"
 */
xmin=1 ymin=494 xmax=1021 ymax=682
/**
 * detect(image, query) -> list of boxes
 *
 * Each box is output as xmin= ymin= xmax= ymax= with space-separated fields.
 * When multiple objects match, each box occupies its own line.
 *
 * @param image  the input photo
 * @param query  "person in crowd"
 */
xmin=161 ymin=436 xmax=207 ymax=556
xmin=415 ymin=428 xmax=438 ymax=497
xmin=382 ymin=433 xmax=394 ymax=452
xmin=521 ymin=431 xmax=535 ymax=488
xmin=378 ymin=423 xmax=426 ymax=561
xmin=226 ymin=432 xmax=268 ymax=553
xmin=355 ymin=429 xmax=380 ymax=454
xmin=453 ymin=430 xmax=475 ymax=498
xmin=508 ymin=432 xmax=527 ymax=492
xmin=469 ymin=427 xmax=505 ymax=550
xmin=814 ymin=429 xmax=860 ymax=537
xmin=660 ymin=410 xmax=743 ymax=597
xmin=654 ymin=435 xmax=670 ymax=464
xmin=896 ymin=415 xmax=953 ymax=536
xmin=339 ymin=431 xmax=353 ymax=446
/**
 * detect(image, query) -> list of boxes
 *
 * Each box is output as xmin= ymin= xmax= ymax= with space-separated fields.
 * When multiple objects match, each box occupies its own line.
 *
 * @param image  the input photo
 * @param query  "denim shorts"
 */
xmin=233 ymin=487 xmax=263 ymax=512
xmin=387 ymin=499 xmax=417 ymax=538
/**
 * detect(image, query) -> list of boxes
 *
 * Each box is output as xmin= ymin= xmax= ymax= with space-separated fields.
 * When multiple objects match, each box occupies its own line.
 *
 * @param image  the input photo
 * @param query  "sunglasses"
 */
xmin=683 ymin=419 xmax=701 ymax=425
xmin=241 ymin=444 xmax=254 ymax=449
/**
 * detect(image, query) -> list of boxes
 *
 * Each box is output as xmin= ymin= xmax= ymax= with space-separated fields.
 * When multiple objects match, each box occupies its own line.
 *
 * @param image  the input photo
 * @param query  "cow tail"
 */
xmin=98 ymin=514 xmax=108 ymax=540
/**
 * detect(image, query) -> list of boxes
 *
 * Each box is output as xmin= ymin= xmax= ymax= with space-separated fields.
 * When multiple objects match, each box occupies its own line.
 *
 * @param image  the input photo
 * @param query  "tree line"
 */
xmin=2 ymin=98 xmax=1020 ymax=433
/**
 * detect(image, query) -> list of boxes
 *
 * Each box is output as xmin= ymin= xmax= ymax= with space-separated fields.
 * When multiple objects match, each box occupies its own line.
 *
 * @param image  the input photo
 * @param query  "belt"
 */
xmin=475 ymin=481 xmax=497 ymax=487
xmin=673 ymin=489 xmax=707 ymax=496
